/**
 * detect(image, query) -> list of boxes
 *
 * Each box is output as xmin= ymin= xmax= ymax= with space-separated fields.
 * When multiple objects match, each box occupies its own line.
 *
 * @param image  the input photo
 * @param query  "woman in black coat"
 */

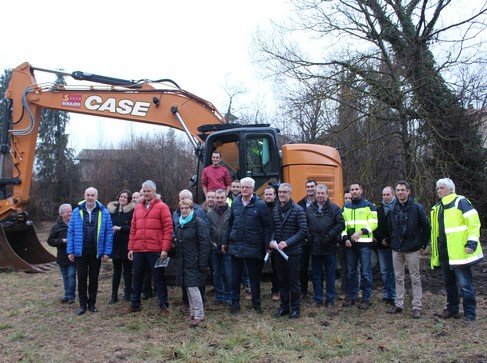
xmin=174 ymin=198 xmax=211 ymax=327
xmin=107 ymin=190 xmax=134 ymax=303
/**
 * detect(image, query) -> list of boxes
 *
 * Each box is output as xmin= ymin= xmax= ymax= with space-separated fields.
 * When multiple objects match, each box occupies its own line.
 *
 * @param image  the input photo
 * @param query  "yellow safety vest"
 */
xmin=341 ymin=200 xmax=378 ymax=243
xmin=430 ymin=193 xmax=483 ymax=268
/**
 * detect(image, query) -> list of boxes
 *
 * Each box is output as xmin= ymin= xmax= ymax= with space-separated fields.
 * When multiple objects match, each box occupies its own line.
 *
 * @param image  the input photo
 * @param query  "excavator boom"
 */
xmin=0 ymin=62 xmax=225 ymax=272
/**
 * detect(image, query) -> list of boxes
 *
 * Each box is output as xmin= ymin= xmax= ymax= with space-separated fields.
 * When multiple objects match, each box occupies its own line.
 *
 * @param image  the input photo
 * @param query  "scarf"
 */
xmin=382 ymin=197 xmax=396 ymax=216
xmin=179 ymin=211 xmax=194 ymax=226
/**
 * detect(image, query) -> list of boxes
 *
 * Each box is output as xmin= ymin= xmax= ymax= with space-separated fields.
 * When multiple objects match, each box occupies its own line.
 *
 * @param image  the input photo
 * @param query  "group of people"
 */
xmin=48 ymin=151 xmax=483 ymax=327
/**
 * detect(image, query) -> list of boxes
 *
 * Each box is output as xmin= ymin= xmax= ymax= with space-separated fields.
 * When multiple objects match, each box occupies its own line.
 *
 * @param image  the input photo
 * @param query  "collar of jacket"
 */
xmin=441 ymin=193 xmax=457 ymax=206
xmin=107 ymin=201 xmax=135 ymax=214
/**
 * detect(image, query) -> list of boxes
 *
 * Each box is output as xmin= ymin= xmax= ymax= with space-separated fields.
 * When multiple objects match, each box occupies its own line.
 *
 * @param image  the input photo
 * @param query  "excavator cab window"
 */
xmin=244 ymin=134 xmax=280 ymax=192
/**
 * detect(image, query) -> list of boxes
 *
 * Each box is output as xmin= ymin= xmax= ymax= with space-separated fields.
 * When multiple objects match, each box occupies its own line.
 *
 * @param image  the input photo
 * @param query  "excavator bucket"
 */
xmin=0 ymin=222 xmax=56 ymax=273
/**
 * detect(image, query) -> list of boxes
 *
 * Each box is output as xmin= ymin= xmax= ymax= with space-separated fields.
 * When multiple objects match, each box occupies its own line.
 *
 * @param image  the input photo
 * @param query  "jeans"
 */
xmin=346 ymin=245 xmax=373 ymax=302
xmin=311 ymin=254 xmax=336 ymax=305
xmin=131 ymin=252 xmax=168 ymax=309
xmin=393 ymin=250 xmax=422 ymax=309
xmin=440 ymin=263 xmax=476 ymax=319
xmin=59 ymin=264 xmax=76 ymax=300
xmin=75 ymin=251 xmax=101 ymax=307
xmin=377 ymin=248 xmax=396 ymax=300
xmin=210 ymin=251 xmax=232 ymax=303
xmin=299 ymin=244 xmax=311 ymax=294
xmin=231 ymin=256 xmax=262 ymax=309
xmin=276 ymin=253 xmax=301 ymax=312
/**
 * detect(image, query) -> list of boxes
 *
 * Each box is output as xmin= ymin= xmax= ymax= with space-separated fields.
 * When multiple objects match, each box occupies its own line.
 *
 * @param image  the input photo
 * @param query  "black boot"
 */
xmin=109 ymin=291 xmax=118 ymax=304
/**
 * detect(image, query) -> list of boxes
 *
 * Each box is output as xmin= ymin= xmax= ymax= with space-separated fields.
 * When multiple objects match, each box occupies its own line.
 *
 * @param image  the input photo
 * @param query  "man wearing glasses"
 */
xmin=306 ymin=184 xmax=345 ymax=313
xmin=270 ymin=183 xmax=308 ymax=319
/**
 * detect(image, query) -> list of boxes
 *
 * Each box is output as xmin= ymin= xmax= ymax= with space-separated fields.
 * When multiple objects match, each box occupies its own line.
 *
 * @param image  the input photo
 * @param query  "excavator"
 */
xmin=0 ymin=62 xmax=343 ymax=272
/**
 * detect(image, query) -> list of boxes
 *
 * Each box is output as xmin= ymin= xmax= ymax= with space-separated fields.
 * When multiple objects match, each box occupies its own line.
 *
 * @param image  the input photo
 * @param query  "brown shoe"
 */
xmin=160 ymin=307 xmax=170 ymax=315
xmin=434 ymin=309 xmax=460 ymax=319
xmin=127 ymin=306 xmax=141 ymax=313
xmin=190 ymin=319 xmax=203 ymax=328
xmin=272 ymin=292 xmax=280 ymax=301
xmin=388 ymin=306 xmax=403 ymax=314
xmin=412 ymin=309 xmax=421 ymax=319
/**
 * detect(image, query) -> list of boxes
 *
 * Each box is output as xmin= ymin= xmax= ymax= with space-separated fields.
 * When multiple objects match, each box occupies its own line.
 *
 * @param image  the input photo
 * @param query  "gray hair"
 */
xmin=179 ymin=189 xmax=193 ymax=200
xmin=316 ymin=184 xmax=328 ymax=193
xmin=240 ymin=177 xmax=255 ymax=188
xmin=436 ymin=178 xmax=455 ymax=193
xmin=279 ymin=183 xmax=292 ymax=192
xmin=58 ymin=203 xmax=72 ymax=215
xmin=142 ymin=180 xmax=157 ymax=191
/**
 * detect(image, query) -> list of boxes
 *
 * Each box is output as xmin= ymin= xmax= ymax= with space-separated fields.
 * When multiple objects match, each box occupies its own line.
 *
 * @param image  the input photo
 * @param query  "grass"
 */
xmin=1 ymin=224 xmax=486 ymax=362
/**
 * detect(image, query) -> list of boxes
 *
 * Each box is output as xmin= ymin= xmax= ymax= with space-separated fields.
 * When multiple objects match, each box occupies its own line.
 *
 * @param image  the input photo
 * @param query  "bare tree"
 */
xmin=256 ymin=0 xmax=487 ymax=212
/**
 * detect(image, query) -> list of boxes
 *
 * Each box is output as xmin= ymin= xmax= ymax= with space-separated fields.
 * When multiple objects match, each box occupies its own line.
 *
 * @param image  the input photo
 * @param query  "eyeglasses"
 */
xmin=278 ymin=190 xmax=289 ymax=194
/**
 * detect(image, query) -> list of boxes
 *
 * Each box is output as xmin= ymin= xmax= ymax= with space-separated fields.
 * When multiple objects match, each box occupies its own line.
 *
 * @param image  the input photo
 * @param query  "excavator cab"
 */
xmin=200 ymin=125 xmax=282 ymax=195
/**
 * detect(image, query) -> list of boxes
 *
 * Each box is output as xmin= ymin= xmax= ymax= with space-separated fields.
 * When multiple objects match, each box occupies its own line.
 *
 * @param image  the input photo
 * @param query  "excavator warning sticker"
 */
xmin=61 ymin=94 xmax=82 ymax=108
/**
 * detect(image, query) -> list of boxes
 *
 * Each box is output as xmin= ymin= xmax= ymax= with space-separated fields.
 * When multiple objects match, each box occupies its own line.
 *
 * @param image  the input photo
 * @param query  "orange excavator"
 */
xmin=0 ymin=62 xmax=343 ymax=272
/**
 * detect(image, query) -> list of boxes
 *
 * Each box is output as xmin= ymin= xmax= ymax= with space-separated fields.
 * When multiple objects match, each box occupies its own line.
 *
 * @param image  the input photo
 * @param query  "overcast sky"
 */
xmin=1 ymin=0 xmax=292 ymax=151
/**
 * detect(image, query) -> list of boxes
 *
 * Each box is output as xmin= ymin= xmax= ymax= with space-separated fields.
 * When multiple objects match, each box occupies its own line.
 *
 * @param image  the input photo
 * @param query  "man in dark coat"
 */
xmin=297 ymin=179 xmax=317 ymax=298
xmin=306 ymin=184 xmax=345 ymax=312
xmin=222 ymin=177 xmax=271 ymax=315
xmin=48 ymin=203 xmax=76 ymax=304
xmin=271 ymin=183 xmax=308 ymax=319
xmin=387 ymin=181 xmax=430 ymax=319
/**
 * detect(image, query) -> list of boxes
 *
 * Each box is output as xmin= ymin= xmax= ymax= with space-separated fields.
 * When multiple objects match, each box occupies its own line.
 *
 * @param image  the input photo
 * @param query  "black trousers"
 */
xmin=75 ymin=251 xmax=101 ymax=307
xmin=276 ymin=253 xmax=301 ymax=312
xmin=112 ymin=259 xmax=132 ymax=296
xmin=231 ymin=256 xmax=262 ymax=309
xmin=299 ymin=244 xmax=311 ymax=294
xmin=131 ymin=252 xmax=168 ymax=309
xmin=270 ymin=252 xmax=279 ymax=293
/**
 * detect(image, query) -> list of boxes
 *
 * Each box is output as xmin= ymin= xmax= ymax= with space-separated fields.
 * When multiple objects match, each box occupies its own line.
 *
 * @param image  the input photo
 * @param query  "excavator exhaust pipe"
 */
xmin=0 ymin=221 xmax=56 ymax=273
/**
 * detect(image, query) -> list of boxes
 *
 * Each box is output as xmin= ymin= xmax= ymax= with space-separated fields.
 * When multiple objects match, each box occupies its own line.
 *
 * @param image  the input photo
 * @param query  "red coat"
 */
xmin=128 ymin=198 xmax=173 ymax=253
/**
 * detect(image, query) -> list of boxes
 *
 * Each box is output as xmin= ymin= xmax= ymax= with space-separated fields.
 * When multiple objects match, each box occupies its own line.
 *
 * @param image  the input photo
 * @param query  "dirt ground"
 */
xmin=0 ymin=223 xmax=486 ymax=362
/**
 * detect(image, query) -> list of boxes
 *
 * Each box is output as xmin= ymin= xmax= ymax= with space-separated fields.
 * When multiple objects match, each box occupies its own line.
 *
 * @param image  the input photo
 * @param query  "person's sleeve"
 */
xmin=160 ymin=204 xmax=174 ymax=251
xmin=200 ymin=168 xmax=208 ymax=188
xmin=128 ymin=208 xmax=137 ymax=251
xmin=328 ymin=207 xmax=345 ymax=241
xmin=47 ymin=225 xmax=63 ymax=247
xmin=104 ymin=210 xmax=113 ymax=255
xmin=458 ymin=198 xmax=481 ymax=250
xmin=198 ymin=219 xmax=212 ymax=271
xmin=66 ymin=215 xmax=75 ymax=255
xmin=285 ymin=207 xmax=308 ymax=247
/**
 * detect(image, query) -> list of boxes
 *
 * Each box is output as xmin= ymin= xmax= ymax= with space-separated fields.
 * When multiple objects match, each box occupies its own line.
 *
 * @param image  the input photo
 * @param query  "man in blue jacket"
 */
xmin=68 ymin=187 xmax=113 ymax=316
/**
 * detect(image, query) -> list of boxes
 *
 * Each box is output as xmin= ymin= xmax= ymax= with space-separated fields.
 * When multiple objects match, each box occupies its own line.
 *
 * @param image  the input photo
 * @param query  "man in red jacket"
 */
xmin=128 ymin=180 xmax=173 ymax=313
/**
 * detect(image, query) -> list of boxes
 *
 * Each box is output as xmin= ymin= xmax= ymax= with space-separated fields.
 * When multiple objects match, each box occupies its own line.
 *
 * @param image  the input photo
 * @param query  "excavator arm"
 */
xmin=0 ymin=62 xmax=225 ymax=271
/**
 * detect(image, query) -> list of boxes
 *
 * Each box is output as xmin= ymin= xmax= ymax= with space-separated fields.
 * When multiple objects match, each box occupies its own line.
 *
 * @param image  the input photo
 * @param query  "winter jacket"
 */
xmin=306 ymin=200 xmax=345 ymax=256
xmin=108 ymin=201 xmax=134 ymax=260
xmin=271 ymin=200 xmax=308 ymax=257
xmin=174 ymin=215 xmax=212 ymax=287
xmin=47 ymin=216 xmax=74 ymax=266
xmin=67 ymin=201 xmax=113 ymax=258
xmin=223 ymin=194 xmax=271 ymax=260
xmin=128 ymin=198 xmax=173 ymax=253
xmin=387 ymin=198 xmax=431 ymax=253
xmin=341 ymin=197 xmax=378 ymax=246
xmin=207 ymin=205 xmax=231 ymax=254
